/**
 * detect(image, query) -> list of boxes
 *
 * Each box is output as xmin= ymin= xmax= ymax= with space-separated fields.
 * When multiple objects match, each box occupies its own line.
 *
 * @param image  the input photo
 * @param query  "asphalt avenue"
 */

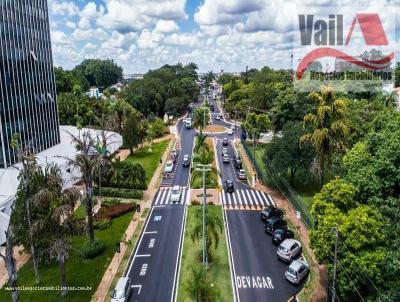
xmin=226 ymin=211 xmax=302 ymax=302
xmin=126 ymin=205 xmax=186 ymax=302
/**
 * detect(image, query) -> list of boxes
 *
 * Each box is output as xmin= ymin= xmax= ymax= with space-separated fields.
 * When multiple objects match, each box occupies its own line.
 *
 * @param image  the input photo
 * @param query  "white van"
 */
xmin=111 ymin=277 xmax=131 ymax=302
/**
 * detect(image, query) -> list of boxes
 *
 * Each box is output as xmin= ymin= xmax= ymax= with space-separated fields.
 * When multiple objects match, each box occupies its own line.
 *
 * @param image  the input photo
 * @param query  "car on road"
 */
xmin=183 ymin=154 xmax=190 ymax=167
xmin=277 ymin=239 xmax=302 ymax=263
xmin=225 ymin=180 xmax=234 ymax=193
xmin=233 ymin=157 xmax=242 ymax=169
xmin=218 ymin=113 xmax=224 ymax=119
xmin=238 ymin=169 xmax=247 ymax=180
xmin=111 ymin=277 xmax=131 ymax=302
xmin=222 ymin=153 xmax=230 ymax=163
xmin=171 ymin=148 xmax=177 ymax=158
xmin=210 ymin=104 xmax=215 ymax=111
xmin=260 ymin=206 xmax=283 ymax=222
xmin=222 ymin=137 xmax=228 ymax=146
xmin=170 ymin=186 xmax=182 ymax=203
xmin=165 ymin=160 xmax=174 ymax=173
xmin=215 ymin=114 xmax=221 ymax=121
xmin=285 ymin=259 xmax=309 ymax=285
xmin=231 ymin=124 xmax=235 ymax=130
xmin=228 ymin=129 xmax=233 ymax=135
xmin=185 ymin=119 xmax=192 ymax=129
xmin=272 ymin=228 xmax=294 ymax=246
xmin=265 ymin=216 xmax=287 ymax=235
xmin=221 ymin=147 xmax=228 ymax=155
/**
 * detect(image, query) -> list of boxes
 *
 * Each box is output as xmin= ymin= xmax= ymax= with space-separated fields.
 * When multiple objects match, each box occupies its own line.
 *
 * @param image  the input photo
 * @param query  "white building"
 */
xmin=0 ymin=126 xmax=123 ymax=245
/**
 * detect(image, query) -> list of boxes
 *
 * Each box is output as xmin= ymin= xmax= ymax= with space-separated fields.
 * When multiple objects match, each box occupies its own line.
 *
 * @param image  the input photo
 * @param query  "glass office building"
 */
xmin=0 ymin=0 xmax=60 ymax=168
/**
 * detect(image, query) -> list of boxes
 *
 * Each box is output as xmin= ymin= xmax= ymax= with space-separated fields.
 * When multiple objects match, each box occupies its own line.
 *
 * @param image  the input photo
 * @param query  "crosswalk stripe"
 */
xmin=227 ymin=193 xmax=232 ymax=207
xmin=232 ymin=192 xmax=238 ymax=208
xmin=239 ymin=190 xmax=248 ymax=207
xmin=181 ymin=188 xmax=186 ymax=204
xmin=250 ymin=190 xmax=259 ymax=208
xmin=219 ymin=192 xmax=223 ymax=206
xmin=260 ymin=192 xmax=270 ymax=207
xmin=221 ymin=191 xmax=226 ymax=206
xmin=156 ymin=189 xmax=167 ymax=205
xmin=245 ymin=190 xmax=253 ymax=208
xmin=268 ymin=194 xmax=276 ymax=207
xmin=165 ymin=190 xmax=172 ymax=205
xmin=154 ymin=190 xmax=162 ymax=205
xmin=255 ymin=190 xmax=265 ymax=208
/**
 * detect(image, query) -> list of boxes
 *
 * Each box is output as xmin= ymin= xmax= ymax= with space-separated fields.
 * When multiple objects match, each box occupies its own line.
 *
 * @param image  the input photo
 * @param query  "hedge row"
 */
xmin=93 ymin=187 xmax=143 ymax=199
xmin=95 ymin=203 xmax=136 ymax=221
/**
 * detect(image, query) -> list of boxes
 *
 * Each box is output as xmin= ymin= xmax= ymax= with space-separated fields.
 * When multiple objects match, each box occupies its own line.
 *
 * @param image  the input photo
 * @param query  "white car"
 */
xmin=231 ymin=124 xmax=235 ymax=130
xmin=277 ymin=239 xmax=302 ymax=263
xmin=111 ymin=277 xmax=131 ymax=302
xmin=215 ymin=115 xmax=221 ymax=121
xmin=165 ymin=160 xmax=174 ymax=173
xmin=170 ymin=186 xmax=182 ymax=203
xmin=228 ymin=129 xmax=233 ymax=135
xmin=285 ymin=259 xmax=309 ymax=285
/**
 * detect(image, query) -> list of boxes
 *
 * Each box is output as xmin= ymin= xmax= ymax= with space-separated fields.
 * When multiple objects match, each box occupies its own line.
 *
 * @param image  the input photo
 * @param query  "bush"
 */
xmin=191 ymin=200 xmax=200 ymax=205
xmin=94 ymin=219 xmax=111 ymax=230
xmin=95 ymin=203 xmax=136 ymax=220
xmin=102 ymin=198 xmax=121 ymax=207
xmin=93 ymin=187 xmax=143 ymax=199
xmin=80 ymin=239 xmax=106 ymax=259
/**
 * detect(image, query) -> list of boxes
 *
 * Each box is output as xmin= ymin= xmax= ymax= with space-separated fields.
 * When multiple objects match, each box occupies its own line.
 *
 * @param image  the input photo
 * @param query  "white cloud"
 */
xmin=164 ymin=33 xmax=198 ymax=46
xmin=66 ymin=21 xmax=76 ymax=29
xmin=50 ymin=0 xmax=79 ymax=16
xmin=155 ymin=20 xmax=179 ymax=33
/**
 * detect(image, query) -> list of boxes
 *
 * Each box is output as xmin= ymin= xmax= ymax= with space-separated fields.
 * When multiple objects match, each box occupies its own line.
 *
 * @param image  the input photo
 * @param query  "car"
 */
xmin=272 ymin=228 xmax=294 ymax=246
xmin=238 ymin=169 xmax=247 ymax=180
xmin=183 ymin=154 xmax=190 ymax=167
xmin=218 ymin=113 xmax=224 ymax=119
xmin=170 ymin=186 xmax=182 ymax=203
xmin=228 ymin=129 xmax=233 ymax=135
xmin=222 ymin=137 xmax=228 ymax=146
xmin=171 ymin=148 xmax=177 ymax=158
xmin=277 ymin=239 xmax=302 ymax=263
xmin=111 ymin=277 xmax=131 ymax=302
xmin=231 ymin=124 xmax=235 ymax=130
xmin=285 ymin=259 xmax=309 ymax=285
xmin=222 ymin=154 xmax=230 ymax=163
xmin=225 ymin=180 xmax=234 ymax=193
xmin=264 ymin=216 xmax=287 ymax=235
xmin=185 ymin=120 xmax=192 ymax=129
xmin=210 ymin=104 xmax=215 ymax=111
xmin=260 ymin=206 xmax=283 ymax=222
xmin=221 ymin=147 xmax=228 ymax=155
xmin=215 ymin=114 xmax=221 ymax=121
xmin=165 ymin=160 xmax=174 ymax=173
xmin=233 ymin=157 xmax=242 ymax=169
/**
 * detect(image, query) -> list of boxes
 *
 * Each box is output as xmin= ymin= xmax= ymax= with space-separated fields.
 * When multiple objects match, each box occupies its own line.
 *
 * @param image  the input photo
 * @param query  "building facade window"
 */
xmin=0 ymin=0 xmax=60 ymax=168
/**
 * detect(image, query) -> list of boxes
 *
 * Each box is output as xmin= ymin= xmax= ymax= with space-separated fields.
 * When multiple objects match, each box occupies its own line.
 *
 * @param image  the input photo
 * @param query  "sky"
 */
xmin=48 ymin=0 xmax=400 ymax=74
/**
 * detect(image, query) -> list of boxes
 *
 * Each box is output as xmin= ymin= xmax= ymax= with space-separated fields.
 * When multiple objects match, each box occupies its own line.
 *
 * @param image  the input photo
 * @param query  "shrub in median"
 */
xmin=94 ymin=219 xmax=112 ymax=230
xmin=93 ymin=187 xmax=143 ymax=199
xmin=80 ymin=239 xmax=106 ymax=259
xmin=95 ymin=203 xmax=136 ymax=221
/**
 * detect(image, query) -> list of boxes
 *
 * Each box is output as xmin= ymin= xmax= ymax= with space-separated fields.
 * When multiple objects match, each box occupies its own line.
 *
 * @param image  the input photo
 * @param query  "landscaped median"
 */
xmin=177 ymin=205 xmax=233 ymax=302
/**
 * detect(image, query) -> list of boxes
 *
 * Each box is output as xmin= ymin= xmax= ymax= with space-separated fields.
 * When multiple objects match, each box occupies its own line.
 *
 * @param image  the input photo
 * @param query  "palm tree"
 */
xmin=300 ymin=86 xmax=349 ymax=188
xmin=193 ymin=107 xmax=210 ymax=135
xmin=191 ymin=207 xmax=223 ymax=263
xmin=111 ymin=158 xmax=124 ymax=187
xmin=63 ymin=131 xmax=103 ymax=243
xmin=194 ymin=132 xmax=209 ymax=154
xmin=374 ymin=90 xmax=398 ymax=107
xmin=32 ymin=163 xmax=80 ymax=297
xmin=186 ymin=265 xmax=220 ymax=302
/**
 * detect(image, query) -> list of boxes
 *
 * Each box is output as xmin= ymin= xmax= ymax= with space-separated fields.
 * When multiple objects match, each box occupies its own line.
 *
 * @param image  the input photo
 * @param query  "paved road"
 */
xmin=152 ymin=187 xmax=190 ymax=206
xmin=127 ymin=205 xmax=186 ymax=302
xmin=226 ymin=211 xmax=302 ymax=302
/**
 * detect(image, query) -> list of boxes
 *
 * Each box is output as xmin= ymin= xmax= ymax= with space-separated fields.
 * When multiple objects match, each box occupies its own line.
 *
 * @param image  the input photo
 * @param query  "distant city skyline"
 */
xmin=48 ymin=0 xmax=400 ymax=74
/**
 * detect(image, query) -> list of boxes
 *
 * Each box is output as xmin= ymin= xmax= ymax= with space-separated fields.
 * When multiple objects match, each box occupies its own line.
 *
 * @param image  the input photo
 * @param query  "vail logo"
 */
xmin=296 ymin=13 xmax=394 ymax=79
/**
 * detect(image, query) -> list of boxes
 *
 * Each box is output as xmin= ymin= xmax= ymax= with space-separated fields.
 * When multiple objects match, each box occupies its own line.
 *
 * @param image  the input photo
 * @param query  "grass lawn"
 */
xmin=177 ymin=205 xmax=233 ymax=302
xmin=191 ymin=137 xmax=219 ymax=189
xmin=0 ymin=212 xmax=134 ymax=302
xmin=125 ymin=140 xmax=169 ymax=185
xmin=74 ymin=204 xmax=86 ymax=219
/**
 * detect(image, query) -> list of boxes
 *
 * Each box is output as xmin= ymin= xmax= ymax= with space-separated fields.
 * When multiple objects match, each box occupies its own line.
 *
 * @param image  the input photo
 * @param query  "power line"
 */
xmin=335 ymin=258 xmax=366 ymax=302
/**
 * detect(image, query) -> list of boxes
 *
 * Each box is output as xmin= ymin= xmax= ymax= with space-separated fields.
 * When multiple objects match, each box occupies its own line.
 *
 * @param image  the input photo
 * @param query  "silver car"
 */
xmin=111 ymin=277 xmax=131 ymax=302
xmin=170 ymin=186 xmax=182 ymax=203
xmin=285 ymin=259 xmax=309 ymax=285
xmin=277 ymin=239 xmax=302 ymax=262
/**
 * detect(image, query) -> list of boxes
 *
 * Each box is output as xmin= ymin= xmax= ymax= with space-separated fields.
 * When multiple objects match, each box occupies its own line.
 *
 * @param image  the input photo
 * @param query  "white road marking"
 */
xmin=136 ymin=254 xmax=151 ymax=258
xmin=268 ymin=194 xmax=276 ymax=207
xmin=148 ymin=239 xmax=155 ymax=248
xmin=245 ymin=190 xmax=253 ymax=208
xmin=255 ymin=190 xmax=264 ymax=208
xmin=140 ymin=263 xmax=148 ymax=276
xmin=131 ymin=284 xmax=142 ymax=295
xmin=156 ymin=189 xmax=167 ymax=206
xmin=240 ymin=190 xmax=248 ymax=207
xmin=227 ymin=193 xmax=232 ymax=207
xmin=165 ymin=189 xmax=172 ymax=205
xmin=250 ymin=190 xmax=259 ymax=208
xmin=144 ymin=231 xmax=158 ymax=234
xmin=236 ymin=276 xmax=274 ymax=289
xmin=221 ymin=191 xmax=226 ymax=206
xmin=260 ymin=191 xmax=270 ymax=207
xmin=232 ymin=192 xmax=238 ymax=207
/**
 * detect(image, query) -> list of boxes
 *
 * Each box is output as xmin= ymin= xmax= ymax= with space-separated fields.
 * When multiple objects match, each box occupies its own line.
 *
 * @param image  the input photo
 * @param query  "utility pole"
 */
xmin=332 ymin=227 xmax=339 ymax=302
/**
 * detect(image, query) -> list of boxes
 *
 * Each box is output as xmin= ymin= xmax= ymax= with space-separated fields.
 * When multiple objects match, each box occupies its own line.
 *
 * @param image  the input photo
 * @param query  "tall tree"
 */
xmin=123 ymin=109 xmax=145 ymax=155
xmin=300 ymin=86 xmax=349 ymax=188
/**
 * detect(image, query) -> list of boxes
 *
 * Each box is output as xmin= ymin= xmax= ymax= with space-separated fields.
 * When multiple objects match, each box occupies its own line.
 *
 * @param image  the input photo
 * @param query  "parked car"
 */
xmin=238 ymin=169 xmax=247 ymax=180
xmin=222 ymin=137 xmax=228 ymax=146
xmin=228 ymin=129 xmax=233 ymax=135
xmin=260 ymin=206 xmax=283 ymax=222
xmin=111 ymin=277 xmax=131 ymax=302
xmin=170 ymin=186 xmax=182 ymax=203
xmin=285 ymin=259 xmax=309 ymax=285
xmin=225 ymin=180 xmax=234 ymax=193
xmin=277 ymin=239 xmax=302 ymax=263
xmin=165 ymin=160 xmax=174 ymax=173
xmin=233 ymin=157 xmax=242 ymax=169
xmin=222 ymin=154 xmax=230 ymax=163
xmin=183 ymin=154 xmax=190 ymax=167
xmin=171 ymin=148 xmax=177 ymax=158
xmin=264 ymin=216 xmax=287 ymax=235
xmin=272 ymin=228 xmax=294 ymax=246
